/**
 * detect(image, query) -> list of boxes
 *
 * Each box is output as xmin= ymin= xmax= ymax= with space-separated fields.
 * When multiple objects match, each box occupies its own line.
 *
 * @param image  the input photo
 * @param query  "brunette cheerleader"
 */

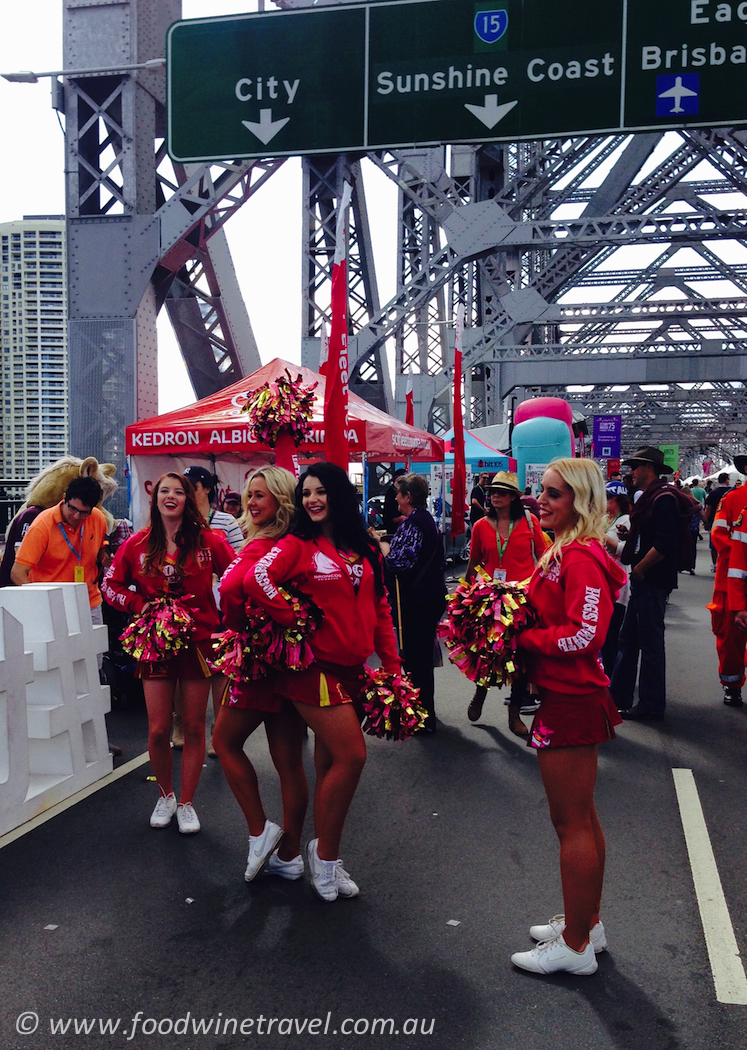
xmin=103 ymin=473 xmax=233 ymax=833
xmin=245 ymin=463 xmax=401 ymax=901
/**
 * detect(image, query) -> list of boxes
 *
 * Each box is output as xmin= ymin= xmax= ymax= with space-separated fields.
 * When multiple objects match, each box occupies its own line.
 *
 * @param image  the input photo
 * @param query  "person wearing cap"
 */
xmin=464 ymin=471 xmax=548 ymax=735
xmin=221 ymin=490 xmax=243 ymax=520
xmin=182 ymin=466 xmax=244 ymax=554
xmin=707 ymin=455 xmax=747 ymax=707
xmin=599 ymin=482 xmax=631 ymax=676
xmin=609 ymin=446 xmax=689 ymax=721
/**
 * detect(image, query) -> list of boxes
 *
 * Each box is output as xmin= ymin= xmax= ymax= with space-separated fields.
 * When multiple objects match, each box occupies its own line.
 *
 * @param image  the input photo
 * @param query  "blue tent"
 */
xmin=442 ymin=428 xmax=513 ymax=473
xmin=409 ymin=428 xmax=513 ymax=477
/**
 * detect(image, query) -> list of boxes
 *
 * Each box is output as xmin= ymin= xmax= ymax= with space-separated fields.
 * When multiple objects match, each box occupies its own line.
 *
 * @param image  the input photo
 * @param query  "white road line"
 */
xmin=0 ymin=752 xmax=150 ymax=851
xmin=672 ymin=767 xmax=747 ymax=1005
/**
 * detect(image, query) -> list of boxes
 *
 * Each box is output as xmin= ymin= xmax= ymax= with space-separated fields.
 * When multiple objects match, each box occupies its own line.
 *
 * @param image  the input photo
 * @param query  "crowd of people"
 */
xmin=3 ymin=447 xmax=746 ymax=975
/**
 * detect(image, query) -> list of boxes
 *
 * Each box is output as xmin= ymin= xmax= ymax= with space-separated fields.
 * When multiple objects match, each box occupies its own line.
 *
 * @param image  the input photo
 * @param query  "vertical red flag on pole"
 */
xmin=451 ymin=304 xmax=467 ymax=540
xmin=324 ymin=181 xmax=353 ymax=471
xmin=405 ymin=372 xmax=414 ymax=427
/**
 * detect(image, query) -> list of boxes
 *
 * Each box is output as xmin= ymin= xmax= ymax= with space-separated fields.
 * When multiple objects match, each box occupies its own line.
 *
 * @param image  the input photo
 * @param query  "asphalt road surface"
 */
xmin=1 ymin=568 xmax=745 ymax=1050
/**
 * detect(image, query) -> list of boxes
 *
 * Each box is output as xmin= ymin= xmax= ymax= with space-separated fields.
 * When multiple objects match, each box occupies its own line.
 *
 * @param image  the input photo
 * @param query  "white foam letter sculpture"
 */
xmin=0 ymin=583 xmax=112 ymax=837
xmin=0 ymin=608 xmax=35 ymax=831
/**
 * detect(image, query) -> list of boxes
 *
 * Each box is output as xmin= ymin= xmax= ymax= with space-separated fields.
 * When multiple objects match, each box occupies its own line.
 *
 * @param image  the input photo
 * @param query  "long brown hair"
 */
xmin=142 ymin=472 xmax=207 ymax=576
xmin=293 ymin=463 xmax=385 ymax=596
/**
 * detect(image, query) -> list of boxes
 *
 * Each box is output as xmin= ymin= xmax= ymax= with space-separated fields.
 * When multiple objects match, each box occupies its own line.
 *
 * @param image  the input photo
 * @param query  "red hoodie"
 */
xmin=520 ymin=539 xmax=626 ymax=693
xmin=102 ymin=528 xmax=234 ymax=642
xmin=219 ymin=537 xmax=275 ymax=633
xmin=244 ymin=534 xmax=401 ymax=673
xmin=218 ymin=536 xmax=280 ymax=707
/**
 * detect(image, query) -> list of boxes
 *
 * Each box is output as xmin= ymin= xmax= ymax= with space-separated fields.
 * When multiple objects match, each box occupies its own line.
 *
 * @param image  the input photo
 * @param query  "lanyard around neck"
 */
xmin=495 ymin=518 xmax=514 ymax=564
xmin=57 ymin=520 xmax=84 ymax=562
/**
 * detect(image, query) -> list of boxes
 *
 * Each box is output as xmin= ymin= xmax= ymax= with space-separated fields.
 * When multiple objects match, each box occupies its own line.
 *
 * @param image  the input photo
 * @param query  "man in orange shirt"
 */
xmin=11 ymin=476 xmax=109 ymax=620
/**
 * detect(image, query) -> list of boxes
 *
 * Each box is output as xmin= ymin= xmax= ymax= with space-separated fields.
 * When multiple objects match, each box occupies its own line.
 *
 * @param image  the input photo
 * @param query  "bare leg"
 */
xmin=178 ymin=678 xmax=211 ymax=804
xmin=293 ymin=702 xmax=366 ymax=861
xmin=212 ymin=704 xmax=268 ymax=835
xmin=537 ymin=744 xmax=603 ymax=952
xmin=143 ymin=679 xmax=177 ymax=795
xmin=264 ymin=703 xmax=309 ymax=860
xmin=312 ymin=735 xmax=333 ymax=839
xmin=589 ymin=805 xmax=606 ymax=927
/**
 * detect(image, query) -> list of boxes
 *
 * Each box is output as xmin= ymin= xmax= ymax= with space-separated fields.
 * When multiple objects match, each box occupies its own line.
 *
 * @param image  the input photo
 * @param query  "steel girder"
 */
xmin=275 ymin=0 xmax=747 ymax=449
xmin=544 ymin=382 xmax=747 ymax=466
xmin=347 ymin=132 xmax=747 ymax=448
xmin=300 ymin=155 xmax=393 ymax=411
xmin=64 ymin=0 xmax=292 ymax=503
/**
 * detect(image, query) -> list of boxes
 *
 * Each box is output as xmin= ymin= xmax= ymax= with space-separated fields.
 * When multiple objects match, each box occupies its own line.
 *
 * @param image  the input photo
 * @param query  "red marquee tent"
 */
xmin=126 ymin=357 xmax=443 ymax=462
xmin=125 ymin=358 xmax=443 ymax=526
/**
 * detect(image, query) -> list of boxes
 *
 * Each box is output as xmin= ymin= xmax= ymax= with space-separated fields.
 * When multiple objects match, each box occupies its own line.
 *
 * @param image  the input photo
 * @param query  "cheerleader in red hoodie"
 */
xmin=245 ymin=462 xmax=401 ymax=903
xmin=214 ymin=467 xmax=310 ymax=885
xmin=511 ymin=458 xmax=626 ymax=978
xmin=102 ymin=473 xmax=234 ymax=834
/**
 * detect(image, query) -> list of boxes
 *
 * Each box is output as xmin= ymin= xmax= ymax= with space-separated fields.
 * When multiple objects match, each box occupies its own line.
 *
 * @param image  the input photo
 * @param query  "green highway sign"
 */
xmin=167 ymin=0 xmax=747 ymax=162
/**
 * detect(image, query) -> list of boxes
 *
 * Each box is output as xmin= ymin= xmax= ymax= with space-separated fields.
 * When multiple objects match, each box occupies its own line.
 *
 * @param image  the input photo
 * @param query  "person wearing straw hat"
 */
xmin=465 ymin=470 xmax=548 ymax=736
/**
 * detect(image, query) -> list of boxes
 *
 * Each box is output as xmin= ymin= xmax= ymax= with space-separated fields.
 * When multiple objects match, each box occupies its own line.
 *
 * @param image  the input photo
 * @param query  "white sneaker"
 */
xmin=511 ymin=933 xmax=598 ymax=975
xmin=176 ymin=802 xmax=200 ymax=834
xmin=335 ymin=861 xmax=360 ymax=898
xmin=244 ymin=820 xmax=283 ymax=882
xmin=529 ymin=914 xmax=607 ymax=953
xmin=306 ymin=838 xmax=339 ymax=901
xmin=150 ymin=792 xmax=177 ymax=828
xmin=266 ymin=850 xmax=304 ymax=880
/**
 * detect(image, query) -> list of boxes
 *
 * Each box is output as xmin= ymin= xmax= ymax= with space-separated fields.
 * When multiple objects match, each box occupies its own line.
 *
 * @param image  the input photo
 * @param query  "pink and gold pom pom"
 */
xmin=212 ymin=588 xmax=323 ymax=681
xmin=120 ymin=596 xmax=194 ymax=662
xmin=360 ymin=668 xmax=426 ymax=741
xmin=240 ymin=369 xmax=317 ymax=447
xmin=438 ymin=571 xmax=535 ymax=687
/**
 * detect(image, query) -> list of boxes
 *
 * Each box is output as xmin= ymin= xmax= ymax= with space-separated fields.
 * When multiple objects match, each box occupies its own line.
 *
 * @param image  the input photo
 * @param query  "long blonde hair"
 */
xmin=538 ymin=458 xmax=607 ymax=571
xmin=239 ymin=466 xmax=296 ymax=543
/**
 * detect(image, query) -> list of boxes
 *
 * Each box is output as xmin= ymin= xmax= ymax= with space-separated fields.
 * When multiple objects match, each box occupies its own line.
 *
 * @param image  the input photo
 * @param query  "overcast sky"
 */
xmin=0 ymin=1 xmax=397 ymax=412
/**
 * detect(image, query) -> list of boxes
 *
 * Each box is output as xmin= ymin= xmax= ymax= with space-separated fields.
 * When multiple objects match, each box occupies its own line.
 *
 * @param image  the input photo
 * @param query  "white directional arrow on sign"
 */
xmin=241 ymin=109 xmax=290 ymax=145
xmin=464 ymin=95 xmax=518 ymax=130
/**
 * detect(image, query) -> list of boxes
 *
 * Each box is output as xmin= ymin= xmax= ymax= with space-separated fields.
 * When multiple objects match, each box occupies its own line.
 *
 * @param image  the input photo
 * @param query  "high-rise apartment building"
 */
xmin=1 ymin=216 xmax=67 ymax=479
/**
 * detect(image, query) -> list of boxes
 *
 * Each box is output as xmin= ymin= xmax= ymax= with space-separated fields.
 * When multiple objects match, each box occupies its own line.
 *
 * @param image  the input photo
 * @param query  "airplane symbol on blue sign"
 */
xmin=656 ymin=74 xmax=699 ymax=116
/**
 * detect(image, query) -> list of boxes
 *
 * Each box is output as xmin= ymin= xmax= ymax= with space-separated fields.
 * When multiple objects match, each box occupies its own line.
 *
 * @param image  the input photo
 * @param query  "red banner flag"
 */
xmin=323 ymin=182 xmax=353 ymax=470
xmin=451 ymin=305 xmax=467 ymax=540
xmin=405 ymin=373 xmax=414 ymax=427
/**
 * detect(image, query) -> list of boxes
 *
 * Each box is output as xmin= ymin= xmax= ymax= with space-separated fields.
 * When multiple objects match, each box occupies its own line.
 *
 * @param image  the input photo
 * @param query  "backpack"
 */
xmin=652 ymin=486 xmax=701 ymax=572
